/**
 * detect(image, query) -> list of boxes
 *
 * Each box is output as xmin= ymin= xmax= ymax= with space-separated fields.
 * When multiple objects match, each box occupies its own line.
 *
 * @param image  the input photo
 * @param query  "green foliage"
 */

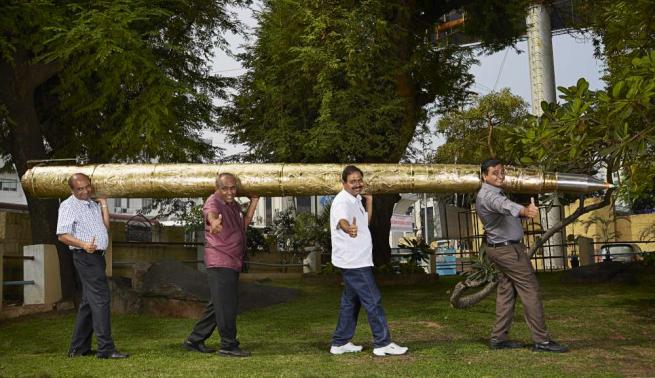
xmin=0 ymin=0 xmax=250 ymax=164
xmin=220 ymin=0 xmax=528 ymax=164
xmin=585 ymin=0 xmax=655 ymax=87
xmin=503 ymin=1 xmax=655 ymax=209
xmin=434 ymin=88 xmax=530 ymax=165
xmin=578 ymin=214 xmax=631 ymax=243
xmin=463 ymin=244 xmax=498 ymax=284
xmin=246 ymin=225 xmax=269 ymax=256
xmin=270 ymin=207 xmax=331 ymax=256
xmin=505 ymin=53 xmax=655 ymax=205
xmin=398 ymin=235 xmax=432 ymax=268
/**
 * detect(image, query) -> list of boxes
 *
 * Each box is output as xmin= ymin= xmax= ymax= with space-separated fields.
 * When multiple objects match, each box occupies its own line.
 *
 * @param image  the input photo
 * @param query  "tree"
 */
xmin=434 ymin=88 xmax=529 ymax=164
xmin=220 ymin=0 xmax=530 ymax=265
xmin=450 ymin=0 xmax=655 ymax=308
xmin=0 ymin=0 xmax=249 ymax=299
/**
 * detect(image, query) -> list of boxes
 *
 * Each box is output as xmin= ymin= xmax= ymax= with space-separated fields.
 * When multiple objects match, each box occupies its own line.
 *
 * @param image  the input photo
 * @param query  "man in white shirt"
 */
xmin=57 ymin=173 xmax=128 ymax=359
xmin=329 ymin=165 xmax=408 ymax=357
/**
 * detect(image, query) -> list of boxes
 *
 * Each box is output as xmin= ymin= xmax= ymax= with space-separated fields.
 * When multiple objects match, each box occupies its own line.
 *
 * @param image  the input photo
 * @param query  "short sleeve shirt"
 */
xmin=330 ymin=189 xmax=373 ymax=269
xmin=56 ymin=195 xmax=109 ymax=250
xmin=203 ymin=193 xmax=246 ymax=271
xmin=475 ymin=182 xmax=525 ymax=244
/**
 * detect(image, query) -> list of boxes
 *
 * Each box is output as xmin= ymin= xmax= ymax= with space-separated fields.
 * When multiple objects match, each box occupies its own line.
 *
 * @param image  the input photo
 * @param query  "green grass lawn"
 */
xmin=1 ymin=271 xmax=654 ymax=377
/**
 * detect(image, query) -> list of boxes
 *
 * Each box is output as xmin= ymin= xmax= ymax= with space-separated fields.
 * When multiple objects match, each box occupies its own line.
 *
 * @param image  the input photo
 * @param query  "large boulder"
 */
xmin=111 ymin=261 xmax=300 ymax=317
xmin=559 ymin=261 xmax=638 ymax=284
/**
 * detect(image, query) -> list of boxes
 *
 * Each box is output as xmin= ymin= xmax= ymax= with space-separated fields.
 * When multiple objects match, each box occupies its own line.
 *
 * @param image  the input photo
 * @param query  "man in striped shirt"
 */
xmin=56 ymin=173 xmax=128 ymax=359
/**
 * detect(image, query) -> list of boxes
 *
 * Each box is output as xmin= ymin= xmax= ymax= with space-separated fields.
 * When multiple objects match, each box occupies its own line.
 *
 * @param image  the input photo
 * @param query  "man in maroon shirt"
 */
xmin=183 ymin=173 xmax=259 ymax=357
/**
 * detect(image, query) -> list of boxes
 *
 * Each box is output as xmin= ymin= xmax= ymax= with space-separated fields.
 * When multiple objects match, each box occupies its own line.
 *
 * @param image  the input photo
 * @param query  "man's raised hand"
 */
xmin=525 ymin=197 xmax=539 ymax=218
xmin=210 ymin=213 xmax=223 ymax=234
xmin=348 ymin=217 xmax=358 ymax=238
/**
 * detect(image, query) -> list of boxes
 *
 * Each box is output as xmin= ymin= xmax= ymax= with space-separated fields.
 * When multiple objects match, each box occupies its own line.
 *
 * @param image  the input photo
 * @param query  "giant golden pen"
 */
xmin=20 ymin=163 xmax=612 ymax=198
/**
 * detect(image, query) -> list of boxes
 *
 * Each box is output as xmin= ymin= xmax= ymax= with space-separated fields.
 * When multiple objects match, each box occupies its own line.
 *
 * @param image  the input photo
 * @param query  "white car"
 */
xmin=598 ymin=243 xmax=642 ymax=263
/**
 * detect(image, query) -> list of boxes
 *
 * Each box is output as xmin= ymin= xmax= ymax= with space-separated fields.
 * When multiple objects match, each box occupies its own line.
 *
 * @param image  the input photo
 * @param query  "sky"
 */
xmin=207 ymin=6 xmax=607 ymax=157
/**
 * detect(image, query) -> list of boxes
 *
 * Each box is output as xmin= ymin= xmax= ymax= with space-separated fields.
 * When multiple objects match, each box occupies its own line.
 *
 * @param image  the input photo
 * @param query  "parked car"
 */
xmin=597 ymin=243 xmax=642 ymax=263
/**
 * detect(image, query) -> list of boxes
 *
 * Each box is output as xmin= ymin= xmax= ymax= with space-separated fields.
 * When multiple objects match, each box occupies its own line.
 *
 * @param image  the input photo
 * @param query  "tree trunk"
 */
xmin=0 ymin=51 xmax=75 ymax=300
xmin=369 ymin=193 xmax=400 ymax=266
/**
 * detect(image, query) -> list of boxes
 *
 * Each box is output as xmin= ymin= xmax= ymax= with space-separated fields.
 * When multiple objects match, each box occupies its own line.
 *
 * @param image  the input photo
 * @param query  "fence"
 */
xmin=453 ymin=206 xmax=655 ymax=273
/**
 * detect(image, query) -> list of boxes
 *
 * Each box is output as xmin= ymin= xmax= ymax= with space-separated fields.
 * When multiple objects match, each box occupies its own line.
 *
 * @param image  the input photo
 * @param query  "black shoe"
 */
xmin=183 ymin=340 xmax=216 ymax=354
xmin=489 ymin=338 xmax=524 ymax=350
xmin=532 ymin=340 xmax=569 ymax=353
xmin=68 ymin=349 xmax=95 ymax=357
xmin=218 ymin=347 xmax=251 ymax=357
xmin=97 ymin=351 xmax=130 ymax=359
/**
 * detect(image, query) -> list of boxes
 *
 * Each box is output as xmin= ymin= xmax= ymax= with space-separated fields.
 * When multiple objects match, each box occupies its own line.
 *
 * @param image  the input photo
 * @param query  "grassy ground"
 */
xmin=1 ymin=271 xmax=654 ymax=377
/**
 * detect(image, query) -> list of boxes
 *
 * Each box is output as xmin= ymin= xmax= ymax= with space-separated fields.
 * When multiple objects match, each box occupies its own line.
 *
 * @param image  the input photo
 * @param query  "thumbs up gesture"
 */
xmin=525 ymin=197 xmax=539 ymax=218
xmin=210 ymin=213 xmax=223 ymax=234
xmin=84 ymin=236 xmax=97 ymax=253
xmin=347 ymin=217 xmax=358 ymax=238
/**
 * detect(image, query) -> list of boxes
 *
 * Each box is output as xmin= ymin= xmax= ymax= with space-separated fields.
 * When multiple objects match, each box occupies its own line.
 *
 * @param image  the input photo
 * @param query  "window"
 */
xmin=0 ymin=178 xmax=18 ymax=192
xmin=296 ymin=197 xmax=312 ymax=214
xmin=265 ymin=197 xmax=272 ymax=226
xmin=142 ymin=198 xmax=153 ymax=210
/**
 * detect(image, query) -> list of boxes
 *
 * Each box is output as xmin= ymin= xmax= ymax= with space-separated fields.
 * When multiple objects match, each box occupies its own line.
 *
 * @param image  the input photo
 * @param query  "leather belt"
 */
xmin=71 ymin=248 xmax=106 ymax=256
xmin=487 ymin=240 xmax=522 ymax=248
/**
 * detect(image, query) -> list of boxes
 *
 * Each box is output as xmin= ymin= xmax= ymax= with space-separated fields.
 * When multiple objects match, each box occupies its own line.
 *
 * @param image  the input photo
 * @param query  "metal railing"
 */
xmin=3 ymin=280 xmax=35 ymax=286
xmin=2 ymin=255 xmax=36 ymax=289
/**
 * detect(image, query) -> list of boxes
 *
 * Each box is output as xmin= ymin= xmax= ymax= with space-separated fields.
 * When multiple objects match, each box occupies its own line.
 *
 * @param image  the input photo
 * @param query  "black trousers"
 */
xmin=187 ymin=267 xmax=240 ymax=349
xmin=70 ymin=250 xmax=115 ymax=355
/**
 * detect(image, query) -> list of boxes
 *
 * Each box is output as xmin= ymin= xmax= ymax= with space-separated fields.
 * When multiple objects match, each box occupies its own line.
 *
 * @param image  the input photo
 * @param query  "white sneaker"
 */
xmin=373 ymin=342 xmax=408 ymax=356
xmin=330 ymin=342 xmax=363 ymax=355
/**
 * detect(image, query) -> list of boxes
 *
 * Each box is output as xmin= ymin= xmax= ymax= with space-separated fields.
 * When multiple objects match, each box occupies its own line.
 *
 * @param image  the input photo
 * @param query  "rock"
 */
xmin=56 ymin=301 xmax=75 ymax=311
xmin=139 ymin=261 xmax=209 ymax=301
xmin=560 ymin=261 xmax=639 ymax=284
xmin=111 ymin=261 xmax=300 ymax=318
xmin=110 ymin=277 xmax=143 ymax=314
xmin=131 ymin=262 xmax=152 ymax=290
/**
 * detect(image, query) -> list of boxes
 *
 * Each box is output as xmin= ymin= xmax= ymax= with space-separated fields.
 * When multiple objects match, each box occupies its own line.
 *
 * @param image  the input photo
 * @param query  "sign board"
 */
xmin=390 ymin=215 xmax=414 ymax=232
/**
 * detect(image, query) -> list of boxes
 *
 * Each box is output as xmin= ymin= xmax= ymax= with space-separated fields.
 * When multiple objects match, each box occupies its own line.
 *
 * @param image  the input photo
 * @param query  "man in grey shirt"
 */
xmin=476 ymin=159 xmax=568 ymax=353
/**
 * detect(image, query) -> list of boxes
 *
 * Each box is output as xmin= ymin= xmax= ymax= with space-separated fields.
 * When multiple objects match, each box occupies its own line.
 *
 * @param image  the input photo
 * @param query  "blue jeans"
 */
xmin=332 ymin=267 xmax=391 ymax=348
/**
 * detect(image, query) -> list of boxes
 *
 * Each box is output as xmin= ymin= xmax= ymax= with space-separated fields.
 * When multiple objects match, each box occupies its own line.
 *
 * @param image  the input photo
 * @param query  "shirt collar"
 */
xmin=481 ymin=182 xmax=503 ymax=194
xmin=341 ymin=189 xmax=361 ymax=203
xmin=70 ymin=195 xmax=95 ymax=207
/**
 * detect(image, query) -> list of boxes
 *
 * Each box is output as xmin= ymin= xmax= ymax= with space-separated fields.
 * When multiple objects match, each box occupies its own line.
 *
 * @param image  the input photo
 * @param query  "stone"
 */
xmin=131 ymin=261 xmax=152 ymax=290
xmin=560 ymin=261 xmax=639 ymax=284
xmin=112 ymin=261 xmax=300 ymax=318
xmin=110 ymin=277 xmax=143 ymax=314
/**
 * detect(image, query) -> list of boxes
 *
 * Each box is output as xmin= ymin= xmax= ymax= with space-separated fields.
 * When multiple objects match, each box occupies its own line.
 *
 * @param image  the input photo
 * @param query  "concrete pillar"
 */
xmin=303 ymin=247 xmax=321 ymax=273
xmin=541 ymin=197 xmax=565 ymax=270
xmin=526 ymin=3 xmax=556 ymax=115
xmin=23 ymin=244 xmax=62 ymax=305
xmin=1 ymin=248 xmax=4 ymax=311
xmin=577 ymin=236 xmax=594 ymax=266
xmin=527 ymin=3 xmax=564 ymax=269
